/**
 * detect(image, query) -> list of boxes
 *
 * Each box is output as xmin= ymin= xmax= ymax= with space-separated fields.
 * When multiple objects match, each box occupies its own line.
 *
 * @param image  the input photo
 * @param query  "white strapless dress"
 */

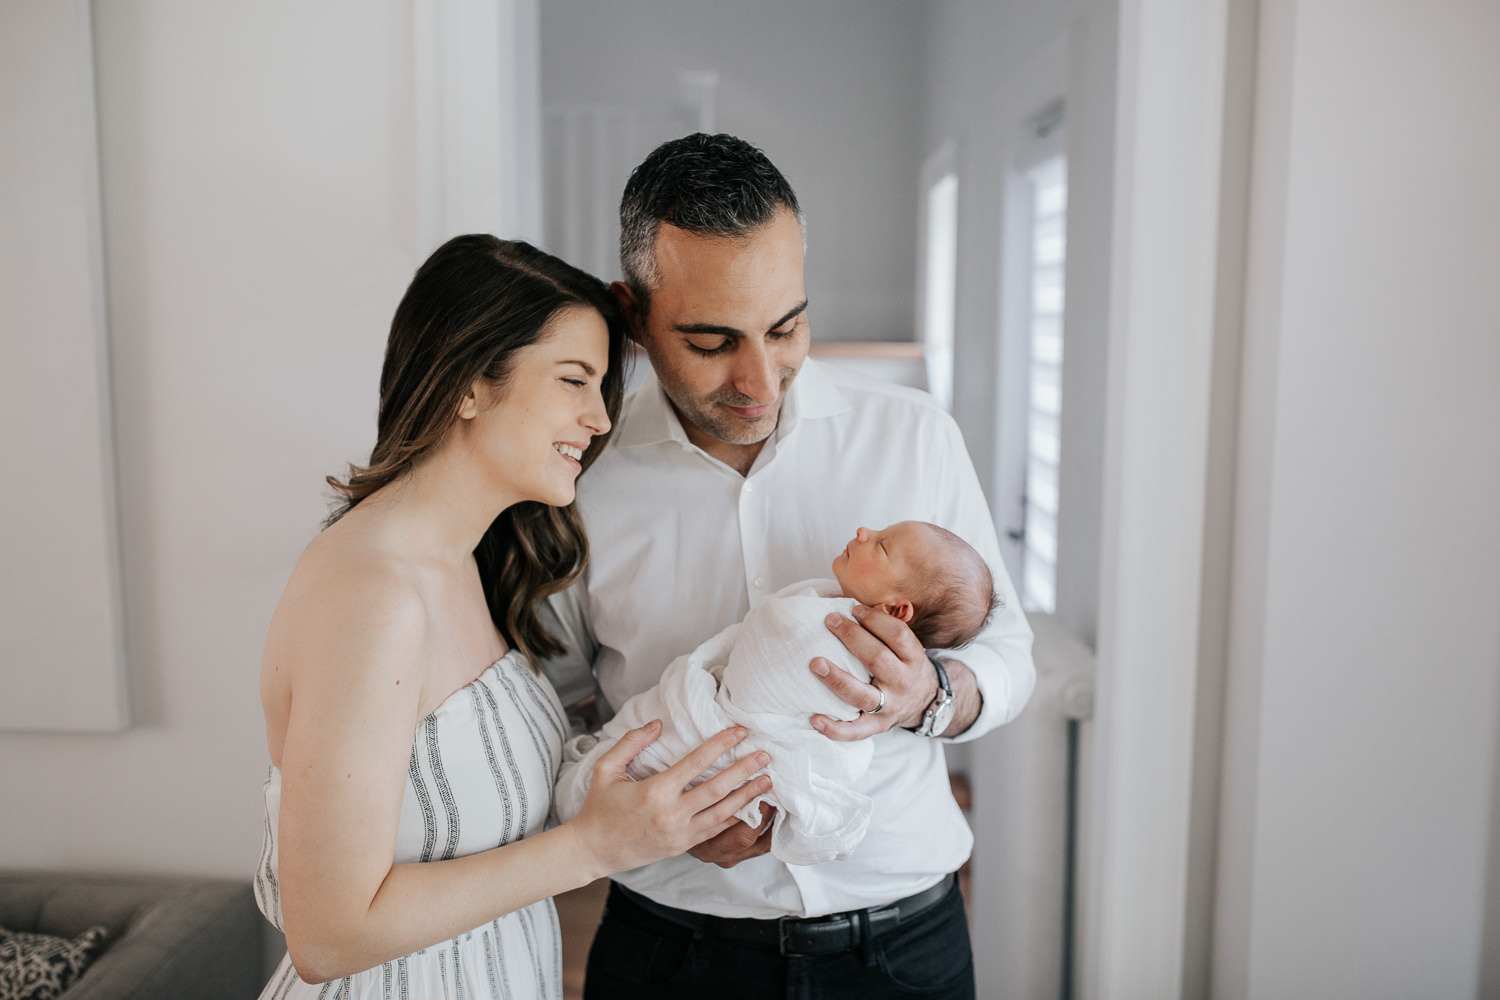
xmin=254 ymin=650 xmax=568 ymax=999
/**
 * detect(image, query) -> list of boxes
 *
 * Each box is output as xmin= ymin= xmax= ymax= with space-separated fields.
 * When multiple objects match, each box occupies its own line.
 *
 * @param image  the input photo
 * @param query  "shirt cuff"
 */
xmin=935 ymin=637 xmax=1033 ymax=743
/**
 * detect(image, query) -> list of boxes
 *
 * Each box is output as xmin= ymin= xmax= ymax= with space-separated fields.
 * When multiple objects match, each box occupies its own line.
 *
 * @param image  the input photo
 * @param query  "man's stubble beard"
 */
xmin=681 ymin=375 xmax=797 ymax=446
xmin=647 ymin=347 xmax=800 ymax=448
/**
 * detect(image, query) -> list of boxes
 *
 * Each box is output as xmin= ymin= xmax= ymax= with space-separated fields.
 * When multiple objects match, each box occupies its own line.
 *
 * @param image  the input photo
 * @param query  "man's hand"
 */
xmin=687 ymin=801 xmax=776 ymax=868
xmin=811 ymin=606 xmax=937 ymax=739
xmin=812 ymin=605 xmax=983 ymax=740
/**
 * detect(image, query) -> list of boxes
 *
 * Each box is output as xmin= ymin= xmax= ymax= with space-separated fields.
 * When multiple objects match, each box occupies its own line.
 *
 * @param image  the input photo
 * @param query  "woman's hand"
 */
xmin=568 ymin=722 xmax=772 ymax=877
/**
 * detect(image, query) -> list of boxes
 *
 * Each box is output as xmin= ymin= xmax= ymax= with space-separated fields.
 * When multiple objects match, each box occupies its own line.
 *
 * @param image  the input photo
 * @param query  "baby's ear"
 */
xmin=881 ymin=601 xmax=915 ymax=623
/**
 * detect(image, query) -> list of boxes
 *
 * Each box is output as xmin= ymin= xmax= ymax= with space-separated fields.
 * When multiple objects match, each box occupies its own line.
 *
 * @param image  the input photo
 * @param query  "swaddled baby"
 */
xmin=553 ymin=521 xmax=999 ymax=865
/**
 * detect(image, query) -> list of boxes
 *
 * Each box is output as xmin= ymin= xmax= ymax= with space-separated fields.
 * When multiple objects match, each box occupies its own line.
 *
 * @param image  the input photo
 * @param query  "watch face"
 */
xmin=931 ymin=698 xmax=956 ymax=736
xmin=921 ymin=657 xmax=956 ymax=736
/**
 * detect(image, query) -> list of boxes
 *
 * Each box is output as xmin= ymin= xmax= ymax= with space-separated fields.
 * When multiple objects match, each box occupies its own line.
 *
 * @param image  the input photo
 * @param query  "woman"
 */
xmin=254 ymin=236 xmax=770 ymax=998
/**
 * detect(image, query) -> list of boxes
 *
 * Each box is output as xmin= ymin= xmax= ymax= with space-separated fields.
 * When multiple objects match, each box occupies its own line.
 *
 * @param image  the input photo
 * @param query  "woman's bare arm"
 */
xmin=272 ymin=566 xmax=767 ymax=983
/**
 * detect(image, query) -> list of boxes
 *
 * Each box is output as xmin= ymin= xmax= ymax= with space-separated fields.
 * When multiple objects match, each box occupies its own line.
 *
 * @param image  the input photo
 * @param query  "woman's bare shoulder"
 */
xmin=264 ymin=518 xmax=430 ymax=684
xmin=299 ymin=515 xmax=421 ymax=594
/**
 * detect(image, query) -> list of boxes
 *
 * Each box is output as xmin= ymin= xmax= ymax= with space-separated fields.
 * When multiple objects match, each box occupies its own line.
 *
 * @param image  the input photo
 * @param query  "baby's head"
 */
xmin=830 ymin=521 xmax=999 ymax=649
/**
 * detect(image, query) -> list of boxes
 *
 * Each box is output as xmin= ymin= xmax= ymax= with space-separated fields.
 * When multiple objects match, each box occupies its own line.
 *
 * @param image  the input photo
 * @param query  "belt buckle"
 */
xmin=777 ymin=915 xmax=809 ymax=958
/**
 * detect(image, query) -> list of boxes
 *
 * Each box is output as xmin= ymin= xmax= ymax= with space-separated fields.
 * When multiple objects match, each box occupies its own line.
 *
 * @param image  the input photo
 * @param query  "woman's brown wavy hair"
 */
xmin=326 ymin=235 xmax=628 ymax=668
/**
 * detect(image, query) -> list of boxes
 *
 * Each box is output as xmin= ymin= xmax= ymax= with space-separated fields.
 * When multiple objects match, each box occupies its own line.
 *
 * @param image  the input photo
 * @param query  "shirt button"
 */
xmin=753 ymin=577 xmax=765 ymax=589
xmin=743 ymin=481 xmax=756 ymax=493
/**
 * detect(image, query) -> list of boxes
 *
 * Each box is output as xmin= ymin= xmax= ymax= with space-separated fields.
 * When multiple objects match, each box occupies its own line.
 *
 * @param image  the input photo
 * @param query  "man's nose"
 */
xmin=732 ymin=341 xmax=780 ymax=403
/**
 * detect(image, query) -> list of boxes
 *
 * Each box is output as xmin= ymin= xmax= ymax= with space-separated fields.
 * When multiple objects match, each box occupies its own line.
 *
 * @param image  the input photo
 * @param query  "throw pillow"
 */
xmin=0 ymin=925 xmax=108 ymax=1000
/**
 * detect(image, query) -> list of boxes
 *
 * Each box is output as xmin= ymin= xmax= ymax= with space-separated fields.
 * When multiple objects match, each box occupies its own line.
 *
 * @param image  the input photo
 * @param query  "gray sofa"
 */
xmin=0 ymin=871 xmax=266 ymax=999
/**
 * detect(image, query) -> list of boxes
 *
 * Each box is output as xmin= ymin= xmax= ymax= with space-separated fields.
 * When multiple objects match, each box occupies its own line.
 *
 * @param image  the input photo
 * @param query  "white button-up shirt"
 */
xmin=543 ymin=358 xmax=1035 ymax=919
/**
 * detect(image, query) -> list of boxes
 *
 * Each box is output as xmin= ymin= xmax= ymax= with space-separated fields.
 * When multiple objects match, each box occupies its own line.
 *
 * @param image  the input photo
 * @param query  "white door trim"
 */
xmin=413 ymin=0 xmax=542 ymax=254
xmin=1080 ymin=1 xmax=1235 ymax=996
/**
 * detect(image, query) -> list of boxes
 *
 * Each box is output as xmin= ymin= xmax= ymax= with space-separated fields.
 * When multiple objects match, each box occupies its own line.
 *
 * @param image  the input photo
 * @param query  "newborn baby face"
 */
xmin=831 ymin=521 xmax=932 ymax=620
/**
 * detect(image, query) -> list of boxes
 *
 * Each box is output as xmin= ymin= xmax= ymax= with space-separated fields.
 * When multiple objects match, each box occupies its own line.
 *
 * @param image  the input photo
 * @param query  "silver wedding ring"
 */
xmin=866 ymin=686 xmax=886 ymax=715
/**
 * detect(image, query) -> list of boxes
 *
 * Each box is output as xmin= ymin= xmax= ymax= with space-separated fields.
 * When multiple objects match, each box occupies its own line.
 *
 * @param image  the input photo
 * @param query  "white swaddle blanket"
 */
xmin=553 ymin=580 xmax=875 ymax=865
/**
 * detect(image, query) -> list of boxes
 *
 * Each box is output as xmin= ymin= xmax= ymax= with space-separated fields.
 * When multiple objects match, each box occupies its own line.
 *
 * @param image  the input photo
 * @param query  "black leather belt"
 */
xmin=610 ymin=872 xmax=957 ymax=958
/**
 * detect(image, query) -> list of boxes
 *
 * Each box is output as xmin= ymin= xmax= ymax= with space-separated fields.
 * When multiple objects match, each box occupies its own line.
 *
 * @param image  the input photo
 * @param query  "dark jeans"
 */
xmin=582 ymin=878 xmax=975 ymax=1000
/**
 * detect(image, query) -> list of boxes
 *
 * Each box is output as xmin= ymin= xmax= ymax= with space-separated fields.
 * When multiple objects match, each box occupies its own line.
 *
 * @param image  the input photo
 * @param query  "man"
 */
xmin=544 ymin=133 xmax=1035 ymax=999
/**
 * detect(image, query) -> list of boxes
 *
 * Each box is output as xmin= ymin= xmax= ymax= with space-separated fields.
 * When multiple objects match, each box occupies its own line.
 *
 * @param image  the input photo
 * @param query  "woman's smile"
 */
xmin=554 ymin=441 xmax=586 ymax=471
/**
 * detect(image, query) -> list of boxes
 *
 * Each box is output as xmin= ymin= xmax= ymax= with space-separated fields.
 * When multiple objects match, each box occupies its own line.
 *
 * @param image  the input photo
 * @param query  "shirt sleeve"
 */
xmin=539 ymin=582 xmax=600 ymax=723
xmin=926 ymin=409 xmax=1037 ymax=742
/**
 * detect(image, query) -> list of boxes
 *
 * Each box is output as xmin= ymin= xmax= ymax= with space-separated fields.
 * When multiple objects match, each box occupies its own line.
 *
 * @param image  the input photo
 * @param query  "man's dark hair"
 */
xmin=619 ymin=133 xmax=803 ymax=314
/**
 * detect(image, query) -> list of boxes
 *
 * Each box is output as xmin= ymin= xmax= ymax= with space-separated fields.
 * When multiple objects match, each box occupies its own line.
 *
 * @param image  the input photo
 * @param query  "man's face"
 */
xmin=626 ymin=208 xmax=809 ymax=466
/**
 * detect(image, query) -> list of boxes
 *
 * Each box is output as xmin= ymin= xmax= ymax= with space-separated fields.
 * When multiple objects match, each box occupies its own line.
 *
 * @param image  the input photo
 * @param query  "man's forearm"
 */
xmin=939 ymin=657 xmax=983 ymax=737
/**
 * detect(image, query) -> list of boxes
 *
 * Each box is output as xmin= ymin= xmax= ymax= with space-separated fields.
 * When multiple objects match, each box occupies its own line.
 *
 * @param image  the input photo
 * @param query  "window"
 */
xmin=917 ymin=144 xmax=959 ymax=411
xmin=998 ymin=98 xmax=1067 ymax=615
xmin=1020 ymin=155 xmax=1067 ymax=613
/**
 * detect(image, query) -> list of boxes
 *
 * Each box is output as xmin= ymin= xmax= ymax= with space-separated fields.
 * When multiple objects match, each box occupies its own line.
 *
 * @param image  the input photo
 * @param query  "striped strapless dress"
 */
xmin=254 ymin=649 xmax=569 ymax=999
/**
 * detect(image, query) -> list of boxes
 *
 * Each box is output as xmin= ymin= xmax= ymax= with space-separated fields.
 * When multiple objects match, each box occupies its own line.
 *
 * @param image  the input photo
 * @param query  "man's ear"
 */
xmin=880 ymin=601 xmax=915 ymax=623
xmin=610 ymin=281 xmax=645 ymax=344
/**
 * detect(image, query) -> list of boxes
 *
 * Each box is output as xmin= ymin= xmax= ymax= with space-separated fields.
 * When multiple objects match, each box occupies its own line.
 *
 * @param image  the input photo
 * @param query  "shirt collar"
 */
xmin=612 ymin=356 xmax=850 ymax=450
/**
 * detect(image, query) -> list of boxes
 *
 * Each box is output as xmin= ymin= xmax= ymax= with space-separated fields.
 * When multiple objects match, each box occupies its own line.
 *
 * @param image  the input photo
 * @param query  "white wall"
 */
xmin=0 ymin=0 xmax=422 ymax=877
xmin=538 ymin=0 xmax=923 ymax=343
xmin=0 ymin=0 xmax=129 ymax=733
xmin=1213 ymin=1 xmax=1500 ymax=996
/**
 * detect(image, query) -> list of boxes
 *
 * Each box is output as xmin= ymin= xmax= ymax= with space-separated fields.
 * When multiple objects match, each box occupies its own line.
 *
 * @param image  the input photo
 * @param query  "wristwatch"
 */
xmin=910 ymin=655 xmax=956 ymax=737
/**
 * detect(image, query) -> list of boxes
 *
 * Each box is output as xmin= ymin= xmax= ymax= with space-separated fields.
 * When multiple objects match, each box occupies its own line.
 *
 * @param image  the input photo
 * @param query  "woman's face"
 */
xmin=462 ymin=306 xmax=613 ymax=508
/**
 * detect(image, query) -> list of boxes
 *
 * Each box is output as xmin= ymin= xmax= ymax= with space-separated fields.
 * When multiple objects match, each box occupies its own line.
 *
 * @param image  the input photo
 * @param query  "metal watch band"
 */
xmin=910 ymin=655 xmax=955 ymax=737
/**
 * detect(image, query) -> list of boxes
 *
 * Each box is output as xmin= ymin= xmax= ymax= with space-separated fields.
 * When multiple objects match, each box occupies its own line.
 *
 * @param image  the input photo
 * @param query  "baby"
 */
xmin=552 ymin=520 xmax=998 ymax=865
